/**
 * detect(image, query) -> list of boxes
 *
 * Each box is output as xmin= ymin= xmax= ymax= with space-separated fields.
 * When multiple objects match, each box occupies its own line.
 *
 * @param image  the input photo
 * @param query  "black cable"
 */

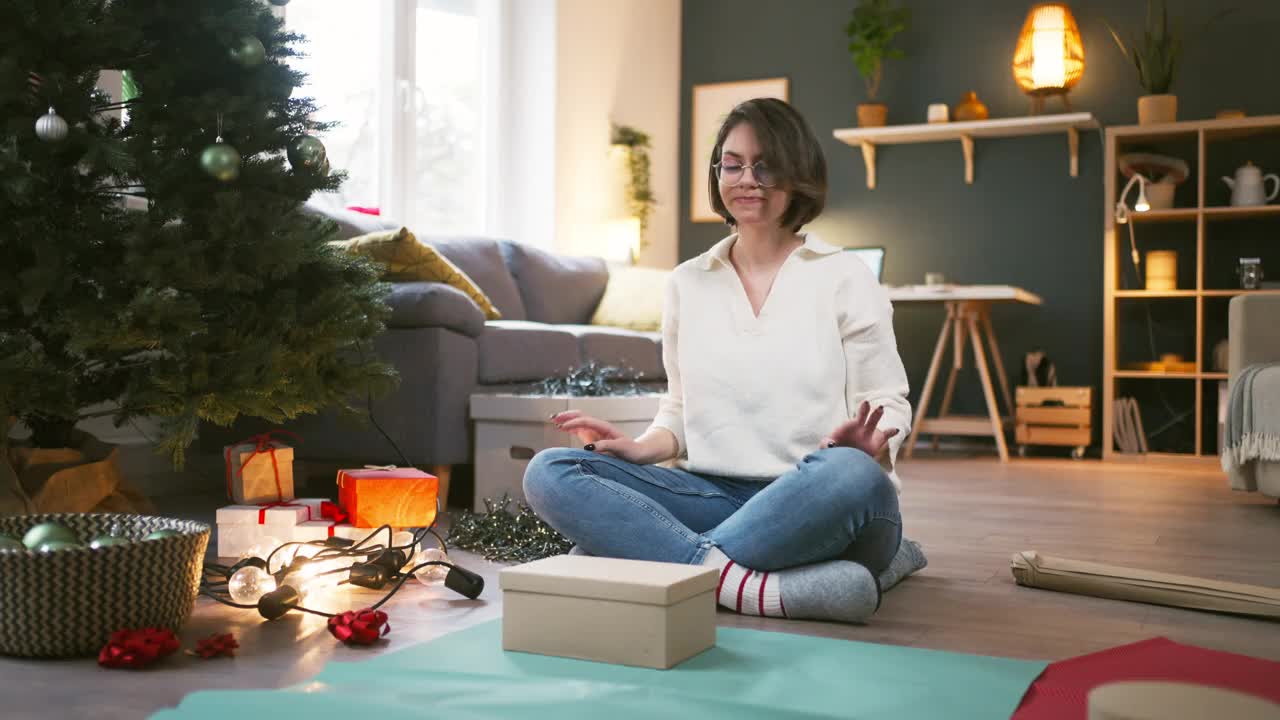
xmin=357 ymin=342 xmax=413 ymax=470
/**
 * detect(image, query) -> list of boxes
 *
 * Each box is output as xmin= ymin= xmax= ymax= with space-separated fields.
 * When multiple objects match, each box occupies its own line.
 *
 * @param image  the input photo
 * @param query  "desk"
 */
xmin=889 ymin=285 xmax=1043 ymax=462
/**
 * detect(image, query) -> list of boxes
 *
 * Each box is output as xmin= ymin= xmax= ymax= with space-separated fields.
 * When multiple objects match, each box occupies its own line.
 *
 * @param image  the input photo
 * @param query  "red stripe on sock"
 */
xmin=717 ymin=560 xmax=734 ymax=603
xmin=736 ymin=570 xmax=752 ymax=614
xmin=758 ymin=572 xmax=770 ymax=616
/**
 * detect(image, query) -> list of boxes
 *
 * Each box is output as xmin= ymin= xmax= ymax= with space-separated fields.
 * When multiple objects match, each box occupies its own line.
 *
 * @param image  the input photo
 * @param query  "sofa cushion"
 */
xmin=330 ymin=228 xmax=502 ymax=320
xmin=500 ymin=241 xmax=608 ymax=325
xmin=559 ymin=325 xmax=665 ymax=381
xmin=385 ymin=282 xmax=486 ymax=337
xmin=590 ymin=265 xmax=669 ymax=332
xmin=303 ymin=198 xmax=400 ymax=240
xmin=477 ymin=321 xmax=580 ymax=384
xmin=427 ymin=237 xmax=527 ymax=321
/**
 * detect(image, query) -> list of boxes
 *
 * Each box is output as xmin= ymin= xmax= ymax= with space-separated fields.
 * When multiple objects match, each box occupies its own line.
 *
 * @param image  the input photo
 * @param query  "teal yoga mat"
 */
xmin=154 ymin=620 xmax=1047 ymax=719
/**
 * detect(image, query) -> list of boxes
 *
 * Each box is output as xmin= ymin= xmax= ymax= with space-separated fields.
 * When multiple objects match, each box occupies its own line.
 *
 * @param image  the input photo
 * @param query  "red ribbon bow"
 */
xmin=328 ymin=608 xmax=390 ymax=646
xmin=224 ymin=429 xmax=300 ymax=502
xmin=98 ymin=628 xmax=180 ymax=669
xmin=320 ymin=500 xmax=348 ymax=524
xmin=189 ymin=633 xmax=239 ymax=659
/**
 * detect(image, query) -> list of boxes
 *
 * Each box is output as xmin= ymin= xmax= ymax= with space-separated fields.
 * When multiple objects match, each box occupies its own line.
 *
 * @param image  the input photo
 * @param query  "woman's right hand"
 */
xmin=550 ymin=411 xmax=653 ymax=464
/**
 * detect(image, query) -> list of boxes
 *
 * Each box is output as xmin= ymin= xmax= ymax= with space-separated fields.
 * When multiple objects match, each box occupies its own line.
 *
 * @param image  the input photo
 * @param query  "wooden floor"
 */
xmin=2 ymin=456 xmax=1278 ymax=719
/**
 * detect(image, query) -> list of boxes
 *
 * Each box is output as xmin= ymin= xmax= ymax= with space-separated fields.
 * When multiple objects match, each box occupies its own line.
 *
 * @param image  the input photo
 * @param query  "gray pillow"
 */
xmin=425 ymin=236 xmax=527 ymax=321
xmin=384 ymin=281 xmax=487 ymax=337
xmin=499 ymin=241 xmax=608 ymax=325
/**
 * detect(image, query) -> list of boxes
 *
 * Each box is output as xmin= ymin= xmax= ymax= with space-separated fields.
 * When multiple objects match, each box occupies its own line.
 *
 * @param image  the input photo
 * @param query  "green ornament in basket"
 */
xmin=0 ymin=514 xmax=209 ymax=658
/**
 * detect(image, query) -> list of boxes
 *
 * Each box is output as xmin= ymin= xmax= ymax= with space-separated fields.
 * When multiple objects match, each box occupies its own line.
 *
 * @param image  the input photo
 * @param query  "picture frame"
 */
xmin=689 ymin=77 xmax=790 ymax=223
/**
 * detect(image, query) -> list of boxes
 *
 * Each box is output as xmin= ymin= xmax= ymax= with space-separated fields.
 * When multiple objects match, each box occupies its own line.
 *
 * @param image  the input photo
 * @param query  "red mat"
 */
xmin=1013 ymin=637 xmax=1280 ymax=720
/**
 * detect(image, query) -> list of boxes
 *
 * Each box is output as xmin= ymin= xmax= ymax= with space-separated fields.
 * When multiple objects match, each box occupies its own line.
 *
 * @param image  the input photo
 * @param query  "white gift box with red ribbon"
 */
xmin=214 ymin=499 xmax=326 ymax=558
xmin=291 ymin=520 xmax=368 ymax=544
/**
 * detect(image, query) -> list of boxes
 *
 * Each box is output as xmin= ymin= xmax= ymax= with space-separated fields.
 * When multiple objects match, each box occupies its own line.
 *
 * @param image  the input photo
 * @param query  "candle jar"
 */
xmin=1237 ymin=258 xmax=1263 ymax=290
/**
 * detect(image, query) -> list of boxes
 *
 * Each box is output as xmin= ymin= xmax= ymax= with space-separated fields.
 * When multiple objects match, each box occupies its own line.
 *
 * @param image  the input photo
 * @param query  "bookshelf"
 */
xmin=1103 ymin=114 xmax=1280 ymax=464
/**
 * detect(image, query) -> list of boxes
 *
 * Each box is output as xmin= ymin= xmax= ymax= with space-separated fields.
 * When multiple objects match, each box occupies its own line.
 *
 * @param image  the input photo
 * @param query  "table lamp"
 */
xmin=1013 ymin=3 xmax=1085 ymax=114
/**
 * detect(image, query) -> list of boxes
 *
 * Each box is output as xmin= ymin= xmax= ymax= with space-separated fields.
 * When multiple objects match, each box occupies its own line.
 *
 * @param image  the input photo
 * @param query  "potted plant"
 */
xmin=845 ymin=0 xmax=910 ymax=128
xmin=1105 ymin=0 xmax=1233 ymax=125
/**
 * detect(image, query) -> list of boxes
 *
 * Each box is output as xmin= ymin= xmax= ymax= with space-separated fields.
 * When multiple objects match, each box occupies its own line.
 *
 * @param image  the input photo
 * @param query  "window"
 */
xmin=288 ymin=0 xmax=500 ymax=235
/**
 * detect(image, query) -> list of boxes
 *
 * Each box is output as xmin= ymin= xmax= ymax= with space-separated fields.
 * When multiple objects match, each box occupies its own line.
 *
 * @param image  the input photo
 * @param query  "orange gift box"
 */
xmin=336 ymin=467 xmax=438 ymax=528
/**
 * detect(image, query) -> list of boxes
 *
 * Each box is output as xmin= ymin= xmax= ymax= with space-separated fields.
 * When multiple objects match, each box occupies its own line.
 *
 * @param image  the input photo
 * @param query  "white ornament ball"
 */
xmin=413 ymin=547 xmax=450 ymax=585
xmin=35 ymin=107 xmax=69 ymax=142
xmin=229 ymin=566 xmax=277 ymax=604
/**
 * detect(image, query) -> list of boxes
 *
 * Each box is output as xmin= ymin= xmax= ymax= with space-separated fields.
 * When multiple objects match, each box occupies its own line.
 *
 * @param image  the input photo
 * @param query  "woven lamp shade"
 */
xmin=1013 ymin=3 xmax=1085 ymax=96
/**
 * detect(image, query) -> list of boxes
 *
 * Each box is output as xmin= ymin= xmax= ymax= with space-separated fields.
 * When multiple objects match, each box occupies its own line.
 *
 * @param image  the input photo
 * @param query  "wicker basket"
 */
xmin=0 ymin=513 xmax=209 ymax=658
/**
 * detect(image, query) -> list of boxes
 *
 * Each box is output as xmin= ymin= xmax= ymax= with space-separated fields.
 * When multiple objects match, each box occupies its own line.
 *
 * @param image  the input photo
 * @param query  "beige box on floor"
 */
xmin=500 ymin=554 xmax=717 ymax=669
xmin=469 ymin=393 xmax=661 ymax=511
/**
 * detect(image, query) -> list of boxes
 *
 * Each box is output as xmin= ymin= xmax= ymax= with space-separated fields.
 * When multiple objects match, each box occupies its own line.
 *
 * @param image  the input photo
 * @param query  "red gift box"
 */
xmin=337 ymin=466 xmax=438 ymax=528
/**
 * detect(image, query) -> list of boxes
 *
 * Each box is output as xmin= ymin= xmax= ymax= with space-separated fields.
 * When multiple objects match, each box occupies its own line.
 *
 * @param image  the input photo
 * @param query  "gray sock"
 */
xmin=777 ymin=560 xmax=880 ymax=624
xmin=877 ymin=538 xmax=927 ymax=593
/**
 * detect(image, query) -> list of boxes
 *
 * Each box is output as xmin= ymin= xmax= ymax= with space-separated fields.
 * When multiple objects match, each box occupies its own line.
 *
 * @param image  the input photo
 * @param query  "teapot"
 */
xmin=1222 ymin=162 xmax=1279 ymax=207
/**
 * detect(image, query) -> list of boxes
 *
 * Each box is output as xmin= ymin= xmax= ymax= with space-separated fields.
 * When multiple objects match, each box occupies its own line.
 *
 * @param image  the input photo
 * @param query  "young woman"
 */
xmin=523 ymin=98 xmax=924 ymax=623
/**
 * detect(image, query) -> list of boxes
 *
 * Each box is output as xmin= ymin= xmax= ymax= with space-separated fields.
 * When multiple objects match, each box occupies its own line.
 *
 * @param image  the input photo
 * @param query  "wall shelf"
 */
xmin=833 ymin=112 xmax=1099 ymax=189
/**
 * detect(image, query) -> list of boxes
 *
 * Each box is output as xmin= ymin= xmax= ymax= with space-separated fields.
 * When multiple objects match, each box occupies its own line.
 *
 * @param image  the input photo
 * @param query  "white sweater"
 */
xmin=647 ymin=232 xmax=913 ymax=491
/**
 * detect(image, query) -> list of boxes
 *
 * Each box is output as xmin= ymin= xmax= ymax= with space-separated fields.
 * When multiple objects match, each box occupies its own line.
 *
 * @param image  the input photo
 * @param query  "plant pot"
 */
xmin=1145 ymin=182 xmax=1177 ymax=210
xmin=1137 ymin=94 xmax=1177 ymax=125
xmin=857 ymin=103 xmax=888 ymax=128
xmin=2 ymin=429 xmax=153 ymax=516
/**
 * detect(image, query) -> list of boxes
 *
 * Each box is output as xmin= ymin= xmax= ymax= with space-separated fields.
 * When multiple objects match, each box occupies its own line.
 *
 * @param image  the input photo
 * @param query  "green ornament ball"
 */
xmin=200 ymin=142 xmax=241 ymax=182
xmin=37 ymin=540 xmax=80 ymax=552
xmin=22 ymin=522 xmax=77 ymax=549
xmin=145 ymin=529 xmax=180 ymax=541
xmin=287 ymin=134 xmax=327 ymax=173
xmin=90 ymin=535 xmax=131 ymax=549
xmin=268 ymin=0 xmax=290 ymax=5
xmin=0 ymin=534 xmax=25 ymax=551
xmin=318 ymin=156 xmax=331 ymax=177
xmin=229 ymin=35 xmax=267 ymax=68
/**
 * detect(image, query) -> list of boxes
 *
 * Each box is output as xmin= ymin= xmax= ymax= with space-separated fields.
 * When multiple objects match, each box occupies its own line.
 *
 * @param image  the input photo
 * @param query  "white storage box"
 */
xmin=469 ymin=393 xmax=661 ymax=511
xmin=500 ymin=554 xmax=717 ymax=669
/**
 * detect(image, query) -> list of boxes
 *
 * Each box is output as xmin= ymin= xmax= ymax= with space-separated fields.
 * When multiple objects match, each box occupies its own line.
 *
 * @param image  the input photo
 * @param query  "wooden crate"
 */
xmin=1015 ymin=386 xmax=1092 ymax=458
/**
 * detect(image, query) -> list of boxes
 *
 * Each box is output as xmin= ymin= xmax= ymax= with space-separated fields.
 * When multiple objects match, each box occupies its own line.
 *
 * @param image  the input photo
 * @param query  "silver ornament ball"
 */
xmin=35 ymin=107 xmax=69 ymax=142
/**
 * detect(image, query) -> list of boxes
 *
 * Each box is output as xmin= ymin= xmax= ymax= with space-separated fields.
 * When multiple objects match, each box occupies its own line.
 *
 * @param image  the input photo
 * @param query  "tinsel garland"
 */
xmin=530 ymin=361 xmax=648 ymax=397
xmin=447 ymin=496 xmax=572 ymax=563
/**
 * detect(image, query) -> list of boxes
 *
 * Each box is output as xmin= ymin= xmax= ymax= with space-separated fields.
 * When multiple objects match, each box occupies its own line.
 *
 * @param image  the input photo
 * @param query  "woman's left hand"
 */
xmin=820 ymin=401 xmax=900 ymax=458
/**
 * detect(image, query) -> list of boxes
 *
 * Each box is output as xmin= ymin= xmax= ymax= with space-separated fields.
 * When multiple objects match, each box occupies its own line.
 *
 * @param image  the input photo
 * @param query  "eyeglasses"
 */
xmin=713 ymin=160 xmax=778 ymax=188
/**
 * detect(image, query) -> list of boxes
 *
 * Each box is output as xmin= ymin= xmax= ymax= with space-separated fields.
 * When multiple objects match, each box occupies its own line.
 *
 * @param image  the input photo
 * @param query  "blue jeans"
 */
xmin=522 ymin=446 xmax=902 ymax=574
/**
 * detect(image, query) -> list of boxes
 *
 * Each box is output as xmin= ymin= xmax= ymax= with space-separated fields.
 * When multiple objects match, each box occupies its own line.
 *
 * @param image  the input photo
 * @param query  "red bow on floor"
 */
xmin=189 ymin=633 xmax=239 ymax=659
xmin=328 ymin=608 xmax=390 ymax=646
xmin=98 ymin=628 xmax=180 ymax=669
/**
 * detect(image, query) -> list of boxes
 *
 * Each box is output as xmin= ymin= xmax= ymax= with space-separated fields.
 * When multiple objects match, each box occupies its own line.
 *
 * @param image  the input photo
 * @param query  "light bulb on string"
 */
xmin=228 ymin=565 xmax=277 ymax=604
xmin=412 ymin=546 xmax=450 ymax=585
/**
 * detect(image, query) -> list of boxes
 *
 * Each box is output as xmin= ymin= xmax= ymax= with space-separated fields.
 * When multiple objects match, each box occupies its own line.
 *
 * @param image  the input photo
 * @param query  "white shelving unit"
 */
xmin=833 ymin=112 xmax=1099 ymax=188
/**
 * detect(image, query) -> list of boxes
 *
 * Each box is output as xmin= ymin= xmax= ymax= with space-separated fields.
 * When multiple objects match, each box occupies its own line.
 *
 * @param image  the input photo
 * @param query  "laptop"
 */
xmin=844 ymin=246 xmax=885 ymax=282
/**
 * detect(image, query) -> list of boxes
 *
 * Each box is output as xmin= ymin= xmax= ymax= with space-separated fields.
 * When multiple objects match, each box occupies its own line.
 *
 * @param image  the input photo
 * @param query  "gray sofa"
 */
xmin=1227 ymin=294 xmax=1280 ymax=498
xmin=204 ymin=203 xmax=665 ymax=492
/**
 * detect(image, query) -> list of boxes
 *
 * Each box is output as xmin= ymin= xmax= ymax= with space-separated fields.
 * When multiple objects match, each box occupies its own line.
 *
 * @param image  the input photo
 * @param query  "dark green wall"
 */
xmin=679 ymin=0 xmax=1279 ymax=450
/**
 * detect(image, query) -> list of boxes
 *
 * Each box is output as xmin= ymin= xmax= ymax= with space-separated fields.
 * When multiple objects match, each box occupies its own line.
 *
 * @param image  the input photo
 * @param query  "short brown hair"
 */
xmin=707 ymin=98 xmax=827 ymax=232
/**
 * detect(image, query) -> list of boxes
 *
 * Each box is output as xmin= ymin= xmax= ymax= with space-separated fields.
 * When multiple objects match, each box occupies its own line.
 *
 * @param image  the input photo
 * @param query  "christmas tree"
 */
xmin=0 ymin=0 xmax=395 ymax=476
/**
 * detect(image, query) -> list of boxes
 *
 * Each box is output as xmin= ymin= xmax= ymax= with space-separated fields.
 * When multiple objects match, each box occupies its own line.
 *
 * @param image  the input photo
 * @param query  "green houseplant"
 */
xmin=845 ymin=0 xmax=911 ymax=127
xmin=1105 ymin=0 xmax=1233 ymax=125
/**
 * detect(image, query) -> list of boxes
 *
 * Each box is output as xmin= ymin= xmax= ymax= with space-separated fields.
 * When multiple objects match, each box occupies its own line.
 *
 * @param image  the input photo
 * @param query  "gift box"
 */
xmin=291 ymin=520 xmax=368 ymax=544
xmin=336 ymin=467 xmax=438 ymax=528
xmin=500 ymin=555 xmax=718 ymax=669
xmin=214 ymin=499 xmax=326 ymax=558
xmin=223 ymin=434 xmax=295 ymax=505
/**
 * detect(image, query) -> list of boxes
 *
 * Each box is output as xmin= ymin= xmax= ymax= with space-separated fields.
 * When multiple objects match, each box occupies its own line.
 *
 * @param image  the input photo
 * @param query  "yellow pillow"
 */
xmin=590 ymin=265 xmax=669 ymax=332
xmin=331 ymin=228 xmax=502 ymax=320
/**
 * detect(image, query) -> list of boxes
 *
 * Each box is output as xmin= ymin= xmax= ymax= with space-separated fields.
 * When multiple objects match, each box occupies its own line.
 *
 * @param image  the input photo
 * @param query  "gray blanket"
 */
xmin=1221 ymin=362 xmax=1280 ymax=491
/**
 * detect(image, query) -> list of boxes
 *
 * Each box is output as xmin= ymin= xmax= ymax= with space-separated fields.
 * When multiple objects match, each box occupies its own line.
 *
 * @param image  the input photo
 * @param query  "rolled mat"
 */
xmin=1011 ymin=551 xmax=1280 ymax=620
